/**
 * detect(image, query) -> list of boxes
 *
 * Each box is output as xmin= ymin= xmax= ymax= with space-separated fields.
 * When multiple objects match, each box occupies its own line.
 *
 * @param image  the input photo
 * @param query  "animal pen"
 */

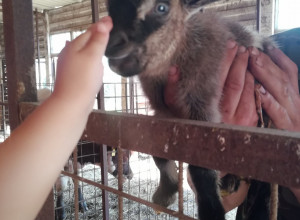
xmin=1 ymin=0 xmax=300 ymax=220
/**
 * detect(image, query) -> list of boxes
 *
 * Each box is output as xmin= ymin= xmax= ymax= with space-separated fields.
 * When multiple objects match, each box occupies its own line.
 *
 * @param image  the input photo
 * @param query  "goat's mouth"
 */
xmin=108 ymin=55 xmax=141 ymax=77
xmin=106 ymin=45 xmax=143 ymax=77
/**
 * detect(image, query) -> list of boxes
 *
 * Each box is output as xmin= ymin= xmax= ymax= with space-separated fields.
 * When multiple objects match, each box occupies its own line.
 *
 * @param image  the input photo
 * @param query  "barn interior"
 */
xmin=0 ymin=0 xmax=300 ymax=220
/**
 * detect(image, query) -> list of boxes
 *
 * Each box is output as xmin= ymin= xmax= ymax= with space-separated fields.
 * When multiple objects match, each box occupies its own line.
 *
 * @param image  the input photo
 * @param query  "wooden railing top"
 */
xmin=20 ymin=102 xmax=300 ymax=188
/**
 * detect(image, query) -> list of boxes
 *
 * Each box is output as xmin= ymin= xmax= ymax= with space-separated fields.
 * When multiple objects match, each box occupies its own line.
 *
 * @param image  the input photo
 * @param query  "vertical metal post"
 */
xmin=91 ymin=1 xmax=109 ymax=219
xmin=2 ymin=0 xmax=38 ymax=131
xmin=256 ymin=0 xmax=261 ymax=33
xmin=35 ymin=9 xmax=41 ymax=89
xmin=43 ymin=11 xmax=52 ymax=89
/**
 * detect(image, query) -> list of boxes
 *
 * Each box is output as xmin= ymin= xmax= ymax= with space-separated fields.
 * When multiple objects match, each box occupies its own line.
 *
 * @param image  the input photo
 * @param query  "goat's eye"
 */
xmin=155 ymin=3 xmax=169 ymax=15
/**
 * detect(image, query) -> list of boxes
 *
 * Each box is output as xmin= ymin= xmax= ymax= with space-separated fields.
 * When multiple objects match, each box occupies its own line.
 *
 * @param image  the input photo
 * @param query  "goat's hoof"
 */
xmin=152 ymin=190 xmax=176 ymax=207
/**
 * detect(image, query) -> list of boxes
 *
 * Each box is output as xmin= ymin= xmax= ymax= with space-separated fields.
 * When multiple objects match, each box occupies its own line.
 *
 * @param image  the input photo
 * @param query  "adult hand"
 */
xmin=219 ymin=41 xmax=258 ymax=127
xmin=164 ymin=40 xmax=259 ymax=126
xmin=248 ymin=47 xmax=300 ymax=131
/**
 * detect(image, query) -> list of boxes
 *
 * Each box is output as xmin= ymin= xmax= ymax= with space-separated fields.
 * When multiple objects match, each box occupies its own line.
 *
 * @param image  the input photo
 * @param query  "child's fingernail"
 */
xmin=65 ymin=40 xmax=70 ymax=46
xmin=96 ymin=16 xmax=112 ymax=33
xmin=100 ymin=16 xmax=111 ymax=24
xmin=250 ymin=47 xmax=260 ymax=56
xmin=238 ymin=46 xmax=246 ymax=54
xmin=256 ymin=57 xmax=263 ymax=67
xmin=227 ymin=40 xmax=236 ymax=49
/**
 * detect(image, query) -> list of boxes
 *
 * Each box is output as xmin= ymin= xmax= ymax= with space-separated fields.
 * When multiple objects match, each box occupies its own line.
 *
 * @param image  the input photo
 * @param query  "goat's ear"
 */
xmin=183 ymin=0 xmax=219 ymax=7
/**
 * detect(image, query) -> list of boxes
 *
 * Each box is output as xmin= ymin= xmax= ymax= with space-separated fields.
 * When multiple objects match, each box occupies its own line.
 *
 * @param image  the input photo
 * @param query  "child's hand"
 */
xmin=53 ymin=16 xmax=113 ymax=111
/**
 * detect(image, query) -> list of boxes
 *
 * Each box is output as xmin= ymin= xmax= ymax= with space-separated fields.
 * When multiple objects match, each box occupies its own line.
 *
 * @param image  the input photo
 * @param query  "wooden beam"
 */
xmin=19 ymin=103 xmax=300 ymax=188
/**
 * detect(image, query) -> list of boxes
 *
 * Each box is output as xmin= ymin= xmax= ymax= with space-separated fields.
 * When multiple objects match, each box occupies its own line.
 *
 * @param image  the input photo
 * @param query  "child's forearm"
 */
xmin=0 ymin=95 xmax=91 ymax=220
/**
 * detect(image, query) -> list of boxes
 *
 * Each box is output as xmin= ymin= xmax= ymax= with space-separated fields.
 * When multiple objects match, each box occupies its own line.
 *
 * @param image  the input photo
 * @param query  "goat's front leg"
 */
xmin=188 ymin=165 xmax=225 ymax=220
xmin=152 ymin=157 xmax=178 ymax=207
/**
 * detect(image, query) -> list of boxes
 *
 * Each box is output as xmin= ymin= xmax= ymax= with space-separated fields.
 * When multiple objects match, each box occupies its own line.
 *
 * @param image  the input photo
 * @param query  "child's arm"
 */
xmin=0 ymin=16 xmax=112 ymax=220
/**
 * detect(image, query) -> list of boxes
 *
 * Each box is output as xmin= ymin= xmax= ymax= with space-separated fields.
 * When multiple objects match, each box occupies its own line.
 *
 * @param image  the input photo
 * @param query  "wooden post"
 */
xmin=2 ymin=0 xmax=38 ymax=131
xmin=3 ymin=1 xmax=53 ymax=219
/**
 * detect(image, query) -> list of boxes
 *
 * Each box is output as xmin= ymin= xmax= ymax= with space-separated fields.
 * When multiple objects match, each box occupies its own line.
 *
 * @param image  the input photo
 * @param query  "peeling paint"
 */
xmin=244 ymin=134 xmax=251 ymax=144
xmin=17 ymin=81 xmax=25 ymax=100
xmin=164 ymin=144 xmax=169 ymax=153
xmin=296 ymin=144 xmax=300 ymax=160
xmin=217 ymin=135 xmax=225 ymax=145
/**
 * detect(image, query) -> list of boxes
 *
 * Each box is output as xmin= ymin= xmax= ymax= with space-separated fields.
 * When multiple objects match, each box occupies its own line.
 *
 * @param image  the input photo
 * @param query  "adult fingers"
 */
xmin=221 ymin=46 xmax=249 ymax=120
xmin=219 ymin=40 xmax=238 ymax=88
xmin=267 ymin=47 xmax=299 ymax=92
xmin=248 ymin=48 xmax=291 ymax=107
xmin=259 ymin=86 xmax=293 ymax=130
xmin=164 ymin=66 xmax=180 ymax=108
xmin=234 ymin=71 xmax=258 ymax=126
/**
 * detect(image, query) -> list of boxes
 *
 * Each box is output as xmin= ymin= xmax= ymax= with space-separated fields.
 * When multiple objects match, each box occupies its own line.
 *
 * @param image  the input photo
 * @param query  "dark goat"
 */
xmin=105 ymin=0 xmax=275 ymax=219
xmin=55 ymin=144 xmax=133 ymax=220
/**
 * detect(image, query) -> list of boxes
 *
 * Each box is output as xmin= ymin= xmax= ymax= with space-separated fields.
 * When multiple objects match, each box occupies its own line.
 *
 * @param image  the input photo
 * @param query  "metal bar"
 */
xmin=117 ymin=146 xmax=124 ymax=220
xmin=61 ymin=171 xmax=196 ymax=220
xmin=20 ymin=103 xmax=300 ymax=188
xmin=99 ymin=144 xmax=109 ymax=219
xmin=73 ymin=148 xmax=79 ymax=220
xmin=90 ymin=1 xmax=109 ymax=219
xmin=35 ymin=9 xmax=41 ymax=89
xmin=2 ymin=0 xmax=37 ymax=131
xmin=91 ymin=0 xmax=100 ymax=23
xmin=178 ymin=162 xmax=184 ymax=215
xmin=256 ymin=0 xmax=261 ymax=32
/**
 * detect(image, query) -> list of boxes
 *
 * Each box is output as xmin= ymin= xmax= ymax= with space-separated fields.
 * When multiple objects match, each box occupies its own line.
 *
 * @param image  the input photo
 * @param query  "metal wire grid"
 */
xmin=56 ymin=150 xmax=199 ymax=220
xmin=0 ymin=59 xmax=10 ymax=142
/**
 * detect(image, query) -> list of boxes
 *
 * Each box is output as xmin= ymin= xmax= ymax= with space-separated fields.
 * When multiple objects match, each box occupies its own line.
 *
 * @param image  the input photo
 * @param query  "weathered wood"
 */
xmin=2 ymin=0 xmax=37 ymax=129
xmin=205 ymin=0 xmax=256 ymax=11
xmin=49 ymin=7 xmax=93 ymax=23
xmin=224 ymin=11 xmax=257 ymax=22
xmin=49 ymin=12 xmax=107 ymax=33
xmin=20 ymin=103 xmax=300 ymax=188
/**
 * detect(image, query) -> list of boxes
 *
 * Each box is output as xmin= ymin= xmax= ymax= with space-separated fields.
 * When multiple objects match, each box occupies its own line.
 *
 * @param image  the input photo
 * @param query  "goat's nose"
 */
xmin=108 ymin=31 xmax=129 ymax=50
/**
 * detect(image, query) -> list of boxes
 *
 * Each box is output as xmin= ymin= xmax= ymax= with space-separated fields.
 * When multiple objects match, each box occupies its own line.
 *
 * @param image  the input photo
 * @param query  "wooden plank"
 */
xmin=205 ymin=0 xmax=256 ymax=11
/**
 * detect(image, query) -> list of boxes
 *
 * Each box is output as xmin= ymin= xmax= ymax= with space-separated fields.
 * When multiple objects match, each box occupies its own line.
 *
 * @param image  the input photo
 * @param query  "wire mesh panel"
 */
xmin=0 ymin=59 xmax=10 ymax=142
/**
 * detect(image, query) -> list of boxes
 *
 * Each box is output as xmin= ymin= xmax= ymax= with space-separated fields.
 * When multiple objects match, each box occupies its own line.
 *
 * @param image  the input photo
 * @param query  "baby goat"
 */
xmin=105 ymin=0 xmax=274 ymax=219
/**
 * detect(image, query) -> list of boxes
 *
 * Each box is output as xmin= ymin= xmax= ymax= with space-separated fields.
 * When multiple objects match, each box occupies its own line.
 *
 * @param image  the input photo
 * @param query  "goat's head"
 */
xmin=105 ymin=0 xmax=219 ymax=77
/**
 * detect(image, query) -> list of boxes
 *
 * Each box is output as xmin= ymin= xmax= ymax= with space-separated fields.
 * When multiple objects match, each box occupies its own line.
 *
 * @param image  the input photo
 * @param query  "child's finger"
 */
xmin=82 ymin=16 xmax=113 ymax=57
xmin=69 ymin=28 xmax=93 ymax=52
